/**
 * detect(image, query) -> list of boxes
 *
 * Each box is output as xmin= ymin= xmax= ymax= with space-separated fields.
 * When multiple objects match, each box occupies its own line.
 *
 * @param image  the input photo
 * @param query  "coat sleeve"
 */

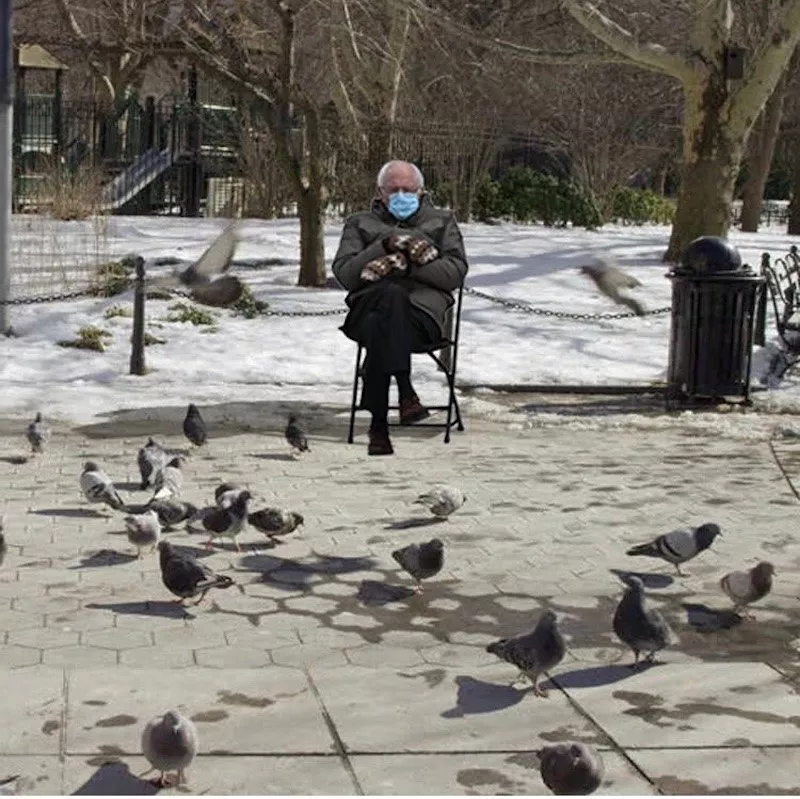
xmin=331 ymin=216 xmax=388 ymax=291
xmin=412 ymin=213 xmax=468 ymax=292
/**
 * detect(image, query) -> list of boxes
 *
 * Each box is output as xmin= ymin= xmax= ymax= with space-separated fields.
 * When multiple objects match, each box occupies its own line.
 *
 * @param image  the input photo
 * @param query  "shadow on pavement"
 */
xmin=357 ymin=580 xmax=416 ymax=605
xmin=610 ymin=568 xmax=674 ymax=589
xmin=72 ymin=549 xmax=139 ymax=568
xmin=683 ymin=602 xmax=743 ymax=631
xmin=383 ymin=517 xmax=447 ymax=530
xmin=547 ymin=662 xmax=661 ymax=690
xmin=72 ymin=762 xmax=159 ymax=796
xmin=30 ymin=507 xmax=106 ymax=519
xmin=441 ymin=675 xmax=529 ymax=718
xmin=85 ymin=601 xmax=195 ymax=620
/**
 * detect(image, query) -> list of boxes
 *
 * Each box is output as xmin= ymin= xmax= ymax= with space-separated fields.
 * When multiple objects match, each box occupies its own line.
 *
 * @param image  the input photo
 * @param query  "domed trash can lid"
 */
xmin=674 ymin=236 xmax=748 ymax=276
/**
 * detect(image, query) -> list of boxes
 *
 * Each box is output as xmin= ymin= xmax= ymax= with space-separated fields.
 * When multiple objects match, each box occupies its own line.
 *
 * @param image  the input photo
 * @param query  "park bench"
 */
xmin=758 ymin=244 xmax=800 ymax=380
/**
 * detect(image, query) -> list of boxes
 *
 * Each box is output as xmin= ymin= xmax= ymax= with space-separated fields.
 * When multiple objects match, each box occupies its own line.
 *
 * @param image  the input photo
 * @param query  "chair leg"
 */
xmin=348 ymin=345 xmax=363 ymax=444
xmin=443 ymin=368 xmax=457 ymax=444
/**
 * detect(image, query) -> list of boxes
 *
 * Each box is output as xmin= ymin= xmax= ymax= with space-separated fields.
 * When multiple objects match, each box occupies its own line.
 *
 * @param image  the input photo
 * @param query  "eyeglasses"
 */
xmin=382 ymin=184 xmax=419 ymax=194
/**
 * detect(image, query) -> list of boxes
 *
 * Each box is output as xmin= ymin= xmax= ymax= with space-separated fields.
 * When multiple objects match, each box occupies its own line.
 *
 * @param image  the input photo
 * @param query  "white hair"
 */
xmin=376 ymin=160 xmax=425 ymax=190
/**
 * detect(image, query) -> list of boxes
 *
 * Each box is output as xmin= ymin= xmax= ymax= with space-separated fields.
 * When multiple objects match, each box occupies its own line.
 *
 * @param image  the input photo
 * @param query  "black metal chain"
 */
xmin=0 ymin=288 xmax=98 ymax=305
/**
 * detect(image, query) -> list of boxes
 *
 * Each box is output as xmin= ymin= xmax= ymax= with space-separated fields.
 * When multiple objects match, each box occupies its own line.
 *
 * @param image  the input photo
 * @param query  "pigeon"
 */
xmin=0 ymin=518 xmax=7 ymax=566
xmin=414 ymin=485 xmax=466 ymax=518
xmin=124 ymin=509 xmax=161 ymax=558
xmin=26 ymin=412 xmax=50 ymax=454
xmin=137 ymin=437 xmax=167 ymax=490
xmin=612 ymin=575 xmax=671 ymax=667
xmin=152 ymin=456 xmax=185 ymax=501
xmin=539 ymin=741 xmax=605 ymax=796
xmin=157 ymin=540 xmax=234 ymax=605
xmin=625 ymin=522 xmax=721 ymax=575
xmin=285 ymin=414 xmax=309 ymax=454
xmin=147 ymin=498 xmax=198 ymax=530
xmin=720 ymin=561 xmax=775 ymax=618
xmin=486 ymin=610 xmax=566 ymax=698
xmin=248 ymin=508 xmax=304 ymax=543
xmin=80 ymin=461 xmax=125 ymax=511
xmin=183 ymin=404 xmax=207 ymax=448
xmin=188 ymin=490 xmax=252 ymax=552
xmin=391 ymin=538 xmax=444 ymax=592
xmin=141 ymin=709 xmax=198 ymax=788
xmin=215 ymin=482 xmax=244 ymax=508
xmin=580 ymin=259 xmax=646 ymax=315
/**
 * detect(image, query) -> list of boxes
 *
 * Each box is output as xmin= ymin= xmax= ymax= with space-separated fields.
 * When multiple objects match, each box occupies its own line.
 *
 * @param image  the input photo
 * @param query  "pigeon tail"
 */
xmin=626 ymin=542 xmax=658 ymax=558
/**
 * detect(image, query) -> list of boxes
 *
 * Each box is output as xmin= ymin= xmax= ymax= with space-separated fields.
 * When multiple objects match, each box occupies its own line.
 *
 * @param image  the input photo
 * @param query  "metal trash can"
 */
xmin=666 ymin=236 xmax=765 ymax=409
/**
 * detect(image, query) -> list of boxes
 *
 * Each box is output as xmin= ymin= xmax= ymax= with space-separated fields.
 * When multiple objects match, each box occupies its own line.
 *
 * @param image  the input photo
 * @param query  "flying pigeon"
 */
xmin=486 ymin=610 xmax=566 ymax=698
xmin=124 ymin=509 xmax=161 ymax=558
xmin=26 ymin=412 xmax=50 ymax=454
xmin=414 ymin=485 xmax=466 ymax=518
xmin=80 ymin=461 xmax=125 ymax=511
xmin=183 ymin=404 xmax=207 ymax=447
xmin=248 ymin=508 xmax=304 ymax=543
xmin=285 ymin=414 xmax=309 ymax=454
xmin=152 ymin=456 xmax=185 ymax=501
xmin=188 ymin=490 xmax=252 ymax=552
xmin=720 ymin=561 xmax=775 ymax=618
xmin=612 ymin=575 xmax=671 ymax=667
xmin=157 ymin=540 xmax=234 ymax=605
xmin=0 ymin=518 xmax=7 ymax=566
xmin=391 ymin=538 xmax=444 ymax=592
xmin=539 ymin=741 xmax=605 ymax=796
xmin=137 ymin=437 xmax=167 ymax=490
xmin=147 ymin=498 xmax=198 ymax=530
xmin=215 ymin=482 xmax=244 ymax=508
xmin=580 ymin=259 xmax=646 ymax=316
xmin=626 ymin=522 xmax=721 ymax=575
xmin=141 ymin=709 xmax=198 ymax=788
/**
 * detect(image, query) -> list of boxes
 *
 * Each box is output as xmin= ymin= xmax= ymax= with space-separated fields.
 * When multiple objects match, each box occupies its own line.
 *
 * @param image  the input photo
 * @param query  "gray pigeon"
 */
xmin=580 ymin=259 xmax=646 ymax=315
xmin=215 ymin=482 xmax=244 ymax=508
xmin=137 ymin=437 xmax=167 ymax=490
xmin=248 ymin=508 xmax=304 ymax=543
xmin=152 ymin=456 xmax=185 ymax=501
xmin=141 ymin=709 xmax=198 ymax=788
xmin=612 ymin=575 xmax=671 ymax=667
xmin=26 ymin=412 xmax=50 ymax=454
xmin=285 ymin=415 xmax=309 ymax=454
xmin=183 ymin=404 xmax=207 ymax=447
xmin=391 ymin=538 xmax=444 ymax=592
xmin=188 ymin=491 xmax=252 ymax=552
xmin=486 ymin=610 xmax=566 ymax=698
xmin=124 ymin=509 xmax=161 ymax=558
xmin=80 ymin=461 xmax=125 ymax=511
xmin=147 ymin=498 xmax=198 ymax=530
xmin=539 ymin=741 xmax=605 ymax=795
xmin=0 ymin=518 xmax=7 ymax=566
xmin=626 ymin=522 xmax=721 ymax=575
xmin=158 ymin=540 xmax=234 ymax=605
xmin=414 ymin=485 xmax=466 ymax=518
xmin=720 ymin=561 xmax=775 ymax=617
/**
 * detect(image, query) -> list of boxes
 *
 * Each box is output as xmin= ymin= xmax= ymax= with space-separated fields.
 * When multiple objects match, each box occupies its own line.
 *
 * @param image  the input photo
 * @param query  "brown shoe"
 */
xmin=399 ymin=394 xmax=430 ymax=425
xmin=368 ymin=428 xmax=394 ymax=456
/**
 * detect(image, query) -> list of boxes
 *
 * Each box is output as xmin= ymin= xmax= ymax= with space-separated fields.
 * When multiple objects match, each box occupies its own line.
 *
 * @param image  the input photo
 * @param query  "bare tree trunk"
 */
xmin=788 ymin=144 xmax=800 ymax=235
xmin=740 ymin=71 xmax=789 ymax=232
xmin=297 ymin=187 xmax=327 ymax=286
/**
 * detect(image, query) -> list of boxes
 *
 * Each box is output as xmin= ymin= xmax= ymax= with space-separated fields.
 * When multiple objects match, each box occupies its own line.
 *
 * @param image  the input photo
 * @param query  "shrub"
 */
xmin=143 ymin=332 xmax=167 ymax=346
xmin=33 ymin=163 xmax=106 ymax=221
xmin=92 ymin=260 xmax=134 ymax=297
xmin=472 ymin=176 xmax=509 ymax=222
xmin=57 ymin=325 xmax=112 ymax=352
xmin=604 ymin=186 xmax=675 ymax=225
xmin=166 ymin=302 xmax=217 ymax=326
xmin=104 ymin=305 xmax=132 ymax=320
xmin=230 ymin=284 xmax=270 ymax=319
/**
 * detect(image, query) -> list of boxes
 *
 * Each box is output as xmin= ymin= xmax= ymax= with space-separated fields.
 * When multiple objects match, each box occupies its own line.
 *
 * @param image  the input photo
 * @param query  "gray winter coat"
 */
xmin=331 ymin=195 xmax=469 ymax=337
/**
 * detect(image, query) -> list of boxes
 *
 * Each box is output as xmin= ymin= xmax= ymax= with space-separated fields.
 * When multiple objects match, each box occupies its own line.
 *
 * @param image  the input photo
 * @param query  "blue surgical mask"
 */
xmin=387 ymin=191 xmax=420 ymax=220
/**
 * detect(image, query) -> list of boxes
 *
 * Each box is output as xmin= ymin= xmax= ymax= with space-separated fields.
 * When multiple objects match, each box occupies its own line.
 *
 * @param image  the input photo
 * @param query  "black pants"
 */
xmin=342 ymin=281 xmax=439 ymax=420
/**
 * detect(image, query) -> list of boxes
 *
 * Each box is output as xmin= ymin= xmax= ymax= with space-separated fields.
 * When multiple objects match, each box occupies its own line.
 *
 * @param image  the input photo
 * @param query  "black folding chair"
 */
xmin=347 ymin=283 xmax=465 ymax=444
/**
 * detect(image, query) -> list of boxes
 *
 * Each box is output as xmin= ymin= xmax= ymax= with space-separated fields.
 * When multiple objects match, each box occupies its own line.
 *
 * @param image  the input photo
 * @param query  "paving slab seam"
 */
xmin=58 ymin=669 xmax=68 ymax=795
xmin=304 ymin=669 xmax=364 ymax=795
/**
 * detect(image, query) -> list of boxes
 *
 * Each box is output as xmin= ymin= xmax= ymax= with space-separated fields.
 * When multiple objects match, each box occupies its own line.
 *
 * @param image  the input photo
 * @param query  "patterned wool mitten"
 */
xmin=406 ymin=237 xmax=440 ymax=265
xmin=384 ymin=233 xmax=414 ymax=254
xmin=361 ymin=252 xmax=408 ymax=282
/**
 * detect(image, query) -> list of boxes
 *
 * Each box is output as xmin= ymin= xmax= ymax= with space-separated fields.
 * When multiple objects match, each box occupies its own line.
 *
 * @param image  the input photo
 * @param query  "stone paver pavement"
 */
xmin=0 ymin=400 xmax=798 ymax=795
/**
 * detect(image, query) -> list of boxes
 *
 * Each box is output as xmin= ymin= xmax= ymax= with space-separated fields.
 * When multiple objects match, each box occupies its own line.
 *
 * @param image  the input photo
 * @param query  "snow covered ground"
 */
xmin=2 ymin=214 xmax=800 ymax=439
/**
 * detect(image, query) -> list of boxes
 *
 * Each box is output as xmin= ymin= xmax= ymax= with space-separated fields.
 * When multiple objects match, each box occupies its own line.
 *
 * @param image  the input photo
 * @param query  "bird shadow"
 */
xmin=30 ymin=507 xmax=107 ymax=519
xmin=546 ymin=662 xmax=660 ymax=690
xmin=85 ymin=601 xmax=194 ymax=620
xmin=71 ymin=549 xmax=138 ymax=569
xmin=610 ymin=568 xmax=674 ymax=589
xmin=357 ymin=579 xmax=416 ymax=605
xmin=249 ymin=452 xmax=296 ymax=462
xmin=683 ymin=602 xmax=743 ymax=631
xmin=0 ymin=454 xmax=29 ymax=465
xmin=71 ymin=762 xmax=159 ymax=796
xmin=383 ymin=517 xmax=447 ymax=530
xmin=116 ymin=481 xmax=145 ymax=493
xmin=441 ymin=675 xmax=529 ymax=718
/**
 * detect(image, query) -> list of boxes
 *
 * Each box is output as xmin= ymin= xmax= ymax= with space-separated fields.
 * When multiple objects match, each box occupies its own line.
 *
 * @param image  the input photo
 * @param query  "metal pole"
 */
xmin=0 ymin=0 xmax=13 ymax=332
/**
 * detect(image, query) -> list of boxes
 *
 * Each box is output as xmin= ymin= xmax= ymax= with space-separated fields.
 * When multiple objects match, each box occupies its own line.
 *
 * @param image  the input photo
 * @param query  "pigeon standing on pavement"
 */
xmin=391 ymin=538 xmax=444 ymax=592
xmin=188 ymin=491 xmax=252 ymax=552
xmin=183 ymin=404 xmax=207 ymax=448
xmin=580 ymin=260 xmax=646 ymax=316
xmin=215 ymin=482 xmax=244 ymax=508
xmin=152 ymin=456 xmax=186 ymax=501
xmin=157 ymin=540 xmax=234 ymax=605
xmin=720 ymin=561 xmax=775 ymax=617
xmin=625 ymin=522 xmax=721 ymax=576
xmin=80 ymin=461 xmax=125 ymax=511
xmin=538 ymin=741 xmax=605 ymax=795
xmin=486 ymin=610 xmax=566 ymax=698
xmin=248 ymin=508 xmax=304 ymax=544
xmin=124 ymin=509 xmax=162 ymax=558
xmin=285 ymin=415 xmax=309 ymax=454
xmin=141 ymin=709 xmax=198 ymax=788
xmin=147 ymin=499 xmax=198 ymax=530
xmin=613 ymin=575 xmax=671 ymax=667
xmin=137 ymin=437 xmax=167 ymax=490
xmin=414 ymin=485 xmax=466 ymax=518
xmin=26 ymin=412 xmax=50 ymax=454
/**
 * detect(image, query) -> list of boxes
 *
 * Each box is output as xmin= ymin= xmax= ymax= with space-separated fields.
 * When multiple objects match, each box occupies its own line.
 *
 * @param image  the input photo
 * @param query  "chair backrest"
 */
xmin=437 ymin=282 xmax=464 ymax=373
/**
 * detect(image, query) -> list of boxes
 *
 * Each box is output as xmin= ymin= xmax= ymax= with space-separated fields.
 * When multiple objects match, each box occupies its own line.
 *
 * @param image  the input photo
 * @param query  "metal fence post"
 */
xmin=753 ymin=252 xmax=769 ymax=347
xmin=0 ymin=1 xmax=13 ymax=333
xmin=129 ymin=257 xmax=146 ymax=375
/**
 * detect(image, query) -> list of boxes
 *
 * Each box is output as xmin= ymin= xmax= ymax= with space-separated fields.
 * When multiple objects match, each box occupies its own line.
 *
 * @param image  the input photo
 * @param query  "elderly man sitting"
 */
xmin=332 ymin=160 xmax=468 ymax=456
